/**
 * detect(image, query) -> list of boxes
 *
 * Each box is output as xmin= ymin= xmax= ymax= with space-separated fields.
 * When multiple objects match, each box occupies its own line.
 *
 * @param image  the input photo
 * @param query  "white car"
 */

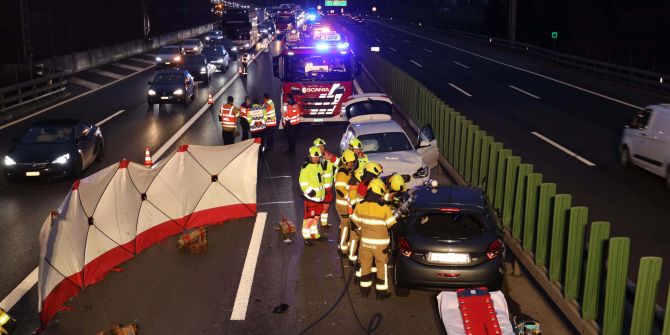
xmin=620 ymin=104 xmax=670 ymax=187
xmin=339 ymin=93 xmax=439 ymax=188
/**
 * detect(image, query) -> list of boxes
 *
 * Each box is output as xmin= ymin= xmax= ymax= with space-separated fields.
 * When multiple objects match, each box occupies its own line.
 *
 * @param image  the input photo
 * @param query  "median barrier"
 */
xmin=360 ymin=51 xmax=667 ymax=333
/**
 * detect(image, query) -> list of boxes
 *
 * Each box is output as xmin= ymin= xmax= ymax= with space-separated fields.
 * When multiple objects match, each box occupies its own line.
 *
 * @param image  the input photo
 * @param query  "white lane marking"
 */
xmin=509 ymin=85 xmax=541 ymax=99
xmin=388 ymin=47 xmax=397 ymax=52
xmin=375 ymin=38 xmax=381 ymax=42
xmin=96 ymin=109 xmax=126 ymax=127
xmin=403 ymin=39 xmax=410 ymax=43
xmin=0 ymin=64 xmax=154 ymax=131
xmin=230 ymin=212 xmax=267 ymax=320
xmin=531 ymin=131 xmax=596 ymax=166
xmin=453 ymin=61 xmax=470 ymax=69
xmin=423 ymin=48 xmax=433 ymax=53
xmin=258 ymin=201 xmax=294 ymax=205
xmin=448 ymin=83 xmax=473 ymax=97
xmin=152 ymin=47 xmax=264 ymax=161
xmin=0 ymin=267 xmax=38 ymax=311
xmin=112 ymin=63 xmax=144 ymax=71
xmin=89 ymin=68 xmax=124 ymax=80
xmin=410 ymin=60 xmax=423 ymax=68
xmin=69 ymin=77 xmax=102 ymax=90
xmin=130 ymin=57 xmax=155 ymax=65
xmin=353 ymin=79 xmax=364 ymax=94
xmin=371 ymin=20 xmax=642 ymax=109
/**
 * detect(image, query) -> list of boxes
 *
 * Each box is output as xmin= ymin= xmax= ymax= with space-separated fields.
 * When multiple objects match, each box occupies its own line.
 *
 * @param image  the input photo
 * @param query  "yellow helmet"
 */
xmin=389 ymin=173 xmax=406 ymax=192
xmin=340 ymin=150 xmax=356 ymax=164
xmin=364 ymin=161 xmax=383 ymax=176
xmin=367 ymin=178 xmax=387 ymax=196
xmin=313 ymin=138 xmax=326 ymax=146
xmin=308 ymin=146 xmax=322 ymax=157
xmin=349 ymin=137 xmax=363 ymax=149
xmin=354 ymin=166 xmax=365 ymax=181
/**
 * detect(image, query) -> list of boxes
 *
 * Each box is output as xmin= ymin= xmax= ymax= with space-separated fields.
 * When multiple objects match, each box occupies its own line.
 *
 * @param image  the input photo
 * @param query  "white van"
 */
xmin=620 ymin=104 xmax=670 ymax=187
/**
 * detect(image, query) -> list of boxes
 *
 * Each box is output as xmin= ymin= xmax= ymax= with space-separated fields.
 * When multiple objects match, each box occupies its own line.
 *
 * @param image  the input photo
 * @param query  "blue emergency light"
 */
xmin=316 ymin=42 xmax=330 ymax=50
xmin=337 ymin=42 xmax=349 ymax=49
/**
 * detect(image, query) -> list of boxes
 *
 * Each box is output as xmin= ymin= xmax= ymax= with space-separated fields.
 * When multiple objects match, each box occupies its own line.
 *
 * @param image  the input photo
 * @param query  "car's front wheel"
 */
xmin=392 ymin=262 xmax=410 ymax=297
xmin=148 ymin=102 xmax=154 ymax=109
xmin=620 ymin=146 xmax=632 ymax=168
xmin=95 ymin=139 xmax=105 ymax=162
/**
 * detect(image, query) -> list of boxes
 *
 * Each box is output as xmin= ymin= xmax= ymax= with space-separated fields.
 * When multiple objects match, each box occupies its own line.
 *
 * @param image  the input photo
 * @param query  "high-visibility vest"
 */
xmin=335 ymin=168 xmax=352 ymax=209
xmin=220 ymin=103 xmax=239 ymax=131
xmin=264 ymin=99 xmax=277 ymax=127
xmin=350 ymin=201 xmax=397 ymax=246
xmin=299 ymin=162 xmax=325 ymax=202
xmin=321 ymin=159 xmax=335 ymax=191
xmin=283 ymin=103 xmax=301 ymax=126
xmin=239 ymin=104 xmax=250 ymax=119
xmin=357 ymin=152 xmax=369 ymax=167
xmin=248 ymin=104 xmax=267 ymax=133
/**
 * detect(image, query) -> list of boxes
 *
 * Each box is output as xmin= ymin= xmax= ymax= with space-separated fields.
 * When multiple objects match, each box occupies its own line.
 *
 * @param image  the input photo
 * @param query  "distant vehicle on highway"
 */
xmin=353 ymin=15 xmax=365 ymax=24
xmin=4 ymin=119 xmax=104 ymax=182
xmin=338 ymin=94 xmax=438 ymax=188
xmin=620 ymin=104 xmax=670 ymax=187
xmin=201 ymin=45 xmax=230 ymax=71
xmin=204 ymin=30 xmax=225 ymax=44
xmin=392 ymin=185 xmax=505 ymax=292
xmin=179 ymin=54 xmax=215 ymax=84
xmin=180 ymin=39 xmax=204 ymax=54
xmin=155 ymin=46 xmax=183 ymax=68
xmin=147 ymin=69 xmax=196 ymax=107
xmin=259 ymin=20 xmax=275 ymax=38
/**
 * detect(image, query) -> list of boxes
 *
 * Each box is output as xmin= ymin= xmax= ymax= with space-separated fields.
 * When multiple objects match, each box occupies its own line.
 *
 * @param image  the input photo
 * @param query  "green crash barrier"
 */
xmin=534 ymin=183 xmax=556 ymax=267
xmin=479 ymin=136 xmax=493 ymax=189
xmin=512 ymin=163 xmax=533 ymax=239
xmin=603 ymin=237 xmax=630 ymax=335
xmin=522 ymin=173 xmax=543 ymax=252
xmin=630 ymin=257 xmax=663 ymax=335
xmin=493 ymin=149 xmax=512 ymax=210
xmin=438 ymin=104 xmax=448 ymax=158
xmin=581 ymin=221 xmax=611 ymax=320
xmin=549 ymin=194 xmax=572 ymax=283
xmin=502 ymin=156 xmax=521 ymax=228
xmin=448 ymin=111 xmax=459 ymax=162
xmin=564 ymin=206 xmax=588 ymax=300
xmin=663 ymin=283 xmax=670 ymax=335
xmin=487 ymin=142 xmax=503 ymax=201
xmin=471 ymin=130 xmax=485 ymax=186
xmin=458 ymin=119 xmax=473 ymax=174
xmin=453 ymin=115 xmax=464 ymax=170
xmin=464 ymin=124 xmax=479 ymax=184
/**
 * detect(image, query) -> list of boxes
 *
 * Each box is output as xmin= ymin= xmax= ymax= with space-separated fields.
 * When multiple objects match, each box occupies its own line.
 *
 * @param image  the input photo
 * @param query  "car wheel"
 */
xmin=392 ymin=261 xmax=410 ymax=297
xmin=95 ymin=139 xmax=105 ymax=162
xmin=148 ymin=102 xmax=154 ymax=109
xmin=191 ymin=90 xmax=196 ymax=101
xmin=205 ymin=76 xmax=210 ymax=85
xmin=71 ymin=159 xmax=84 ymax=181
xmin=620 ymin=146 xmax=631 ymax=168
xmin=666 ymin=168 xmax=670 ymax=189
xmin=489 ymin=270 xmax=507 ymax=293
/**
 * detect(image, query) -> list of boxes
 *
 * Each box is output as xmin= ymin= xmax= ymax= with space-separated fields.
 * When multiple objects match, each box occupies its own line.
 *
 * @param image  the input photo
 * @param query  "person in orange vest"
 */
xmin=220 ymin=96 xmax=240 ymax=145
xmin=282 ymin=93 xmax=300 ymax=154
xmin=239 ymin=95 xmax=251 ymax=141
xmin=263 ymin=93 xmax=277 ymax=152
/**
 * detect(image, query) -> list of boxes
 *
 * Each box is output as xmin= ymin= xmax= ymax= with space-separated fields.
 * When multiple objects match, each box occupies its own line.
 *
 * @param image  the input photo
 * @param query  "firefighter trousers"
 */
xmin=359 ymin=242 xmax=389 ymax=293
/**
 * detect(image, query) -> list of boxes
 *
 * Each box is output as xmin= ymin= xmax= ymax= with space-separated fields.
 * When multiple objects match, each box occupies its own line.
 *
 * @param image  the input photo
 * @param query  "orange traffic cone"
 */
xmin=144 ymin=147 xmax=153 ymax=167
xmin=207 ymin=92 xmax=213 ymax=104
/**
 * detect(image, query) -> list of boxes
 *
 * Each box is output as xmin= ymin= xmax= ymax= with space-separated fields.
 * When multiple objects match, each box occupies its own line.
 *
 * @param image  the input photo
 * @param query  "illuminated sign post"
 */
xmin=325 ymin=0 xmax=347 ymax=6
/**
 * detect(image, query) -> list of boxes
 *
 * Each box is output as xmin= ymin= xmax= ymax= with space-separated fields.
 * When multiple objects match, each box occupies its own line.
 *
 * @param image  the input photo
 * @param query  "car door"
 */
xmin=626 ymin=108 xmax=654 ymax=170
xmin=644 ymin=111 xmax=670 ymax=176
xmin=77 ymin=122 xmax=95 ymax=168
xmin=417 ymin=124 xmax=439 ymax=170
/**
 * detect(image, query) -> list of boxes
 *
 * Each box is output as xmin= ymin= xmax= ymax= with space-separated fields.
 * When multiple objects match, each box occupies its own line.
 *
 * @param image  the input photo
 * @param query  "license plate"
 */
xmin=160 ymin=96 xmax=169 ymax=100
xmin=313 ymin=118 xmax=324 ymax=123
xmin=428 ymin=252 xmax=470 ymax=264
xmin=165 ymin=62 xmax=171 ymax=65
xmin=26 ymin=171 xmax=40 ymax=177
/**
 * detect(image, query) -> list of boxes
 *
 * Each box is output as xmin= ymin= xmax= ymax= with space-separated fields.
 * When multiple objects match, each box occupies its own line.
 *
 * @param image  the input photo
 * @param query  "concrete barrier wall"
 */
xmin=41 ymin=22 xmax=214 ymax=76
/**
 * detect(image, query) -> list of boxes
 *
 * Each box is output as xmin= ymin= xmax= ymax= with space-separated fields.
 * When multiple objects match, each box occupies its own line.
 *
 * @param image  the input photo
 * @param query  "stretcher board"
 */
xmin=436 ymin=290 xmax=515 ymax=335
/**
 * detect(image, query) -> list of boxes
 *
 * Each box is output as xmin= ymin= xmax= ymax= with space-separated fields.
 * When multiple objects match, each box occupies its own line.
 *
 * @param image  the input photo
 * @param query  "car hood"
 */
xmin=8 ymin=142 xmax=74 ymax=163
xmin=366 ymin=150 xmax=424 ymax=176
xmin=150 ymin=83 xmax=183 ymax=92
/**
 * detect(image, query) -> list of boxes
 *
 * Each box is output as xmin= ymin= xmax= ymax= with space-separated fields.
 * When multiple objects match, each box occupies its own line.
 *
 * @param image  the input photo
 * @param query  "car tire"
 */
xmin=71 ymin=159 xmax=84 ymax=181
xmin=95 ymin=139 xmax=105 ymax=162
xmin=148 ymin=102 xmax=154 ymax=109
xmin=666 ymin=168 xmax=670 ymax=189
xmin=392 ymin=262 xmax=411 ymax=297
xmin=204 ymin=76 xmax=210 ymax=85
xmin=620 ymin=146 xmax=632 ymax=168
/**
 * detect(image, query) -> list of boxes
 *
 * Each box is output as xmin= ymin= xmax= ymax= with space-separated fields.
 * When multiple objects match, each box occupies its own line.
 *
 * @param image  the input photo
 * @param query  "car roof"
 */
xmin=649 ymin=104 xmax=670 ymax=114
xmin=351 ymin=120 xmax=406 ymax=136
xmin=32 ymin=119 xmax=80 ymax=126
xmin=412 ymin=186 xmax=489 ymax=212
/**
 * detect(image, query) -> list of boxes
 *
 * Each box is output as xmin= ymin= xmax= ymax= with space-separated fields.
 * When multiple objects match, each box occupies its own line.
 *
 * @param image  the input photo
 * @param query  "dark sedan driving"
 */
xmin=393 ymin=186 xmax=505 ymax=292
xmin=147 ymin=69 xmax=196 ymax=107
xmin=3 ymin=119 xmax=104 ymax=182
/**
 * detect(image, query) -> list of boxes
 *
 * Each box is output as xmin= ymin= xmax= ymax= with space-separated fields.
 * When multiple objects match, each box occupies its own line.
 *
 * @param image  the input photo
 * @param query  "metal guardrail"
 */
xmin=359 ymin=50 xmax=669 ymax=334
xmin=371 ymin=17 xmax=670 ymax=95
xmin=0 ymin=75 xmax=68 ymax=113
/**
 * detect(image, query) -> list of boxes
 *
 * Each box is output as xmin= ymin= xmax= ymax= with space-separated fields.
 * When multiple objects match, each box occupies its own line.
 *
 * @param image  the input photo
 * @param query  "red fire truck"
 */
xmin=273 ymin=29 xmax=359 ymax=123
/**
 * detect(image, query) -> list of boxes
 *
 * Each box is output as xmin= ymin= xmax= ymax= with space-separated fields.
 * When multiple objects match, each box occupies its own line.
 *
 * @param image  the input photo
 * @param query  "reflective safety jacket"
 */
xmin=299 ymin=162 xmax=325 ymax=202
xmin=282 ymin=103 xmax=301 ymax=126
xmin=347 ymin=174 xmax=362 ymax=214
xmin=351 ymin=201 xmax=397 ymax=245
xmin=264 ymin=98 xmax=277 ymax=127
xmin=335 ymin=168 xmax=352 ymax=210
xmin=321 ymin=158 xmax=335 ymax=192
xmin=356 ymin=152 xmax=369 ymax=167
xmin=248 ymin=103 xmax=267 ymax=133
xmin=220 ymin=103 xmax=239 ymax=132
xmin=239 ymin=103 xmax=250 ymax=119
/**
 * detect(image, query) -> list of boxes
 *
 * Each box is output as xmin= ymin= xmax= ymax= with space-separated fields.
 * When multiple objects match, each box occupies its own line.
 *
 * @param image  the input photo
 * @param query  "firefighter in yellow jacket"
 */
xmin=335 ymin=150 xmax=356 ymax=255
xmin=346 ymin=166 xmax=365 ymax=264
xmin=299 ymin=146 xmax=326 ymax=241
xmin=351 ymin=178 xmax=397 ymax=300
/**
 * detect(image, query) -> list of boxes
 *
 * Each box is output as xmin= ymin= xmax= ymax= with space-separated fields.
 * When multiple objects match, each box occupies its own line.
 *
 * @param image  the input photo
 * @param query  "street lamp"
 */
xmin=372 ymin=6 xmax=377 ymax=12
xmin=317 ymin=5 xmax=321 ymax=10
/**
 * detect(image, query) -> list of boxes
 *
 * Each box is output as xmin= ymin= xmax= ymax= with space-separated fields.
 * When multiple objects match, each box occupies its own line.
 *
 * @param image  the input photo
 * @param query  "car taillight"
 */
xmin=398 ymin=236 xmax=412 ymax=257
xmin=486 ymin=239 xmax=504 ymax=260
